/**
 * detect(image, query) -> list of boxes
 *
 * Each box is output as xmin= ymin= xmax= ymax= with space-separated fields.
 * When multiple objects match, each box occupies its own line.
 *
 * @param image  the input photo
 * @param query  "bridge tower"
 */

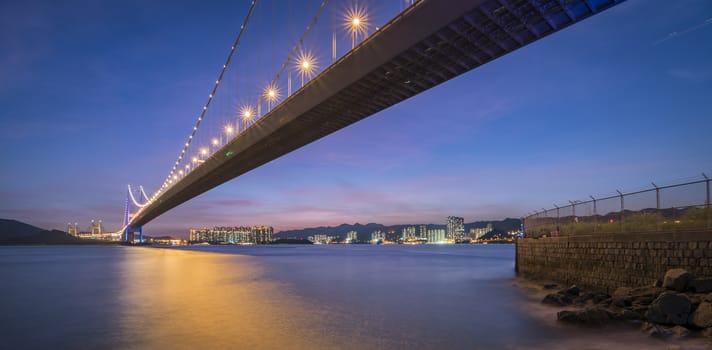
xmin=123 ymin=186 xmax=143 ymax=243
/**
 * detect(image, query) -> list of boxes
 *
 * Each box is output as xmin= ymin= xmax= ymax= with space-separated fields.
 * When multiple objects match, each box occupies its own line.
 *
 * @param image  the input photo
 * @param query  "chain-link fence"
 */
xmin=523 ymin=176 xmax=712 ymax=237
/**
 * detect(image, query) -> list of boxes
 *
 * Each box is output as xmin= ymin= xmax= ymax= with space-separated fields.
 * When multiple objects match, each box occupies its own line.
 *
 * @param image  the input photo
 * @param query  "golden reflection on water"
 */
xmin=115 ymin=248 xmax=359 ymax=349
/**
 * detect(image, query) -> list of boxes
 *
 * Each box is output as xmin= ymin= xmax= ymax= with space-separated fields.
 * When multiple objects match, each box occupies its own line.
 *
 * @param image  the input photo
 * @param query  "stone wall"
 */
xmin=515 ymin=231 xmax=712 ymax=293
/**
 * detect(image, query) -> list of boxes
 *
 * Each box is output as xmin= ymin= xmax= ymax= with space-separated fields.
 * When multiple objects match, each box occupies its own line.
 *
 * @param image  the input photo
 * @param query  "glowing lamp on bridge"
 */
xmin=345 ymin=5 xmax=368 ymax=49
xmin=212 ymin=138 xmax=219 ymax=147
xmin=225 ymin=125 xmax=234 ymax=135
xmin=192 ymin=156 xmax=198 ymax=163
xmin=263 ymin=85 xmax=280 ymax=112
xmin=200 ymin=148 xmax=208 ymax=156
xmin=295 ymin=51 xmax=318 ymax=87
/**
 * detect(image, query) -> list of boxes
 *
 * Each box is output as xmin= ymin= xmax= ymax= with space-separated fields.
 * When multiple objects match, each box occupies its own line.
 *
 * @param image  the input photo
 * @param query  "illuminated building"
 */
xmin=189 ymin=225 xmax=272 ymax=244
xmin=251 ymin=226 xmax=273 ymax=244
xmin=419 ymin=225 xmax=427 ymax=239
xmin=346 ymin=230 xmax=358 ymax=243
xmin=447 ymin=216 xmax=464 ymax=240
xmin=427 ymin=229 xmax=445 ymax=243
xmin=371 ymin=230 xmax=385 ymax=243
xmin=470 ymin=223 xmax=493 ymax=240
xmin=401 ymin=226 xmax=416 ymax=240
xmin=308 ymin=234 xmax=336 ymax=244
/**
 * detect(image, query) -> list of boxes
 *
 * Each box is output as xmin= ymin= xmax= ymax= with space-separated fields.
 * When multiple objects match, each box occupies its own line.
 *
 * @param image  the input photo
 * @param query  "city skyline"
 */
xmin=1 ymin=0 xmax=711 ymax=235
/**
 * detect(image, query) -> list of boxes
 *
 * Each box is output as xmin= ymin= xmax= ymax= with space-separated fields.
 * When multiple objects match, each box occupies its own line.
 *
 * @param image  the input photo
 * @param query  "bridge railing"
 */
xmin=523 ymin=176 xmax=712 ymax=238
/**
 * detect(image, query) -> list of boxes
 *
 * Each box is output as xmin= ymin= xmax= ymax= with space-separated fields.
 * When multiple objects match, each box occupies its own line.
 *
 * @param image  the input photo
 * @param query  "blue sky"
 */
xmin=1 ymin=0 xmax=711 ymax=236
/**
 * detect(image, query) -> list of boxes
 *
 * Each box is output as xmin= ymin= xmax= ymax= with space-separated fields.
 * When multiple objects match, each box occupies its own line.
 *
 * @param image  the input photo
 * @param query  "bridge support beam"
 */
xmin=124 ymin=225 xmax=144 ymax=244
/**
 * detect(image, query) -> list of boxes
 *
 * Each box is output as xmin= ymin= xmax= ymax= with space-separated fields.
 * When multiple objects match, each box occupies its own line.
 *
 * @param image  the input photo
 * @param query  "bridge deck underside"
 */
xmin=132 ymin=0 xmax=622 ymax=226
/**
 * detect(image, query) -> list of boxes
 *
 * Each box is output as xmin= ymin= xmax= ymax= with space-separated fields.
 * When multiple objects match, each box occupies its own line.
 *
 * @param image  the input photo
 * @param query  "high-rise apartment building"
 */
xmin=401 ymin=226 xmax=416 ymax=240
xmin=447 ymin=216 xmax=464 ymax=240
xmin=189 ymin=225 xmax=272 ymax=244
xmin=371 ymin=230 xmax=385 ymax=243
xmin=346 ymin=230 xmax=358 ymax=242
xmin=427 ymin=229 xmax=445 ymax=243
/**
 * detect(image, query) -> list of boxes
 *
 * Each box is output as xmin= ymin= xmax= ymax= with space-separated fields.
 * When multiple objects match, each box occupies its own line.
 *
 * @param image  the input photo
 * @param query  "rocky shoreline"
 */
xmin=539 ymin=269 xmax=712 ymax=340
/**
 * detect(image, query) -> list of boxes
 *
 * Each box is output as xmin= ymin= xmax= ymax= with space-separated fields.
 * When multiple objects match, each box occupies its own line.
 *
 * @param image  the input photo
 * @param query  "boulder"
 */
xmin=645 ymin=292 xmax=691 ymax=325
xmin=578 ymin=292 xmax=595 ymax=303
xmin=702 ymin=327 xmax=712 ymax=338
xmin=670 ymin=325 xmax=690 ymax=338
xmin=704 ymin=293 xmax=712 ymax=303
xmin=542 ymin=293 xmax=572 ymax=306
xmin=610 ymin=308 xmax=642 ymax=321
xmin=663 ymin=269 xmax=691 ymax=292
xmin=630 ymin=286 xmax=663 ymax=300
xmin=564 ymin=285 xmax=580 ymax=297
xmin=612 ymin=287 xmax=633 ymax=307
xmin=557 ymin=307 xmax=612 ymax=327
xmin=592 ymin=293 xmax=611 ymax=305
xmin=688 ymin=278 xmax=712 ymax=293
xmin=688 ymin=301 xmax=712 ymax=328
xmin=642 ymin=322 xmax=672 ymax=338
xmin=632 ymin=304 xmax=649 ymax=316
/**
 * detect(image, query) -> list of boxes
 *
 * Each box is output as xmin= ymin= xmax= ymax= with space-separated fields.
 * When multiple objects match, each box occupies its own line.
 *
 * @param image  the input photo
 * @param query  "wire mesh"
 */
xmin=524 ymin=177 xmax=711 ymax=237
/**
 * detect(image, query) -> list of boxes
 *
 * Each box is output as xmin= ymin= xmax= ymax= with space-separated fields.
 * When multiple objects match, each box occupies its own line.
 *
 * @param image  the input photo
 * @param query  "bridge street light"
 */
xmin=264 ymin=85 xmax=279 ymax=112
xmin=241 ymin=105 xmax=254 ymax=130
xmin=345 ymin=5 xmax=368 ymax=49
xmin=295 ymin=51 xmax=318 ymax=88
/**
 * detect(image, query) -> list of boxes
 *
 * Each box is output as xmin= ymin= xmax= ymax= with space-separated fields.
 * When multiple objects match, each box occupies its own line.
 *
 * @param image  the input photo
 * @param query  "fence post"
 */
xmin=569 ymin=200 xmax=577 ymax=235
xmin=652 ymin=182 xmax=660 ymax=232
xmin=554 ymin=204 xmax=560 ymax=236
xmin=589 ymin=195 xmax=597 ymax=233
xmin=704 ymin=173 xmax=711 ymax=230
xmin=617 ymin=190 xmax=624 ymax=233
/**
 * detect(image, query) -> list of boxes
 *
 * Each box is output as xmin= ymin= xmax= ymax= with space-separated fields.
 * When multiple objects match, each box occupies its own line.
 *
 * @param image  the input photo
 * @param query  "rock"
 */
xmin=630 ymin=286 xmax=663 ymax=300
xmin=543 ymin=283 xmax=558 ymax=290
xmin=578 ymin=292 xmax=595 ymax=302
xmin=542 ymin=293 xmax=572 ymax=306
xmin=663 ymin=269 xmax=691 ymax=292
xmin=653 ymin=279 xmax=663 ymax=288
xmin=688 ymin=278 xmax=712 ymax=293
xmin=704 ymin=293 xmax=712 ymax=303
xmin=688 ymin=302 xmax=712 ymax=328
xmin=702 ymin=327 xmax=712 ymax=338
xmin=557 ymin=307 xmax=612 ymax=327
xmin=689 ymin=294 xmax=702 ymax=307
xmin=670 ymin=325 xmax=690 ymax=338
xmin=611 ymin=308 xmax=642 ymax=321
xmin=612 ymin=287 xmax=633 ymax=307
xmin=645 ymin=292 xmax=691 ymax=325
xmin=632 ymin=304 xmax=649 ymax=316
xmin=643 ymin=323 xmax=673 ymax=338
xmin=564 ymin=285 xmax=580 ymax=297
xmin=593 ymin=293 xmax=611 ymax=304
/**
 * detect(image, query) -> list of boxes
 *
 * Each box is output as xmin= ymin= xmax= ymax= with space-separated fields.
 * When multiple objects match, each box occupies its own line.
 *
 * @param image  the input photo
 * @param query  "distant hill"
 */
xmin=276 ymin=218 xmax=521 ymax=241
xmin=0 ymin=218 xmax=115 ymax=245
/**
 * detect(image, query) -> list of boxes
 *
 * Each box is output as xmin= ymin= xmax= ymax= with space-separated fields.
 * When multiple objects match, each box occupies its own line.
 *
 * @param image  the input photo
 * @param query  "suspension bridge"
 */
xmin=116 ymin=0 xmax=624 ymax=242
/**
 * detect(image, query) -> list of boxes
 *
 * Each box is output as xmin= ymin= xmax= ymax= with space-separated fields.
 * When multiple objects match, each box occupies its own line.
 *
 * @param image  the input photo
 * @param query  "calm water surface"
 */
xmin=1 ymin=245 xmax=707 ymax=349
